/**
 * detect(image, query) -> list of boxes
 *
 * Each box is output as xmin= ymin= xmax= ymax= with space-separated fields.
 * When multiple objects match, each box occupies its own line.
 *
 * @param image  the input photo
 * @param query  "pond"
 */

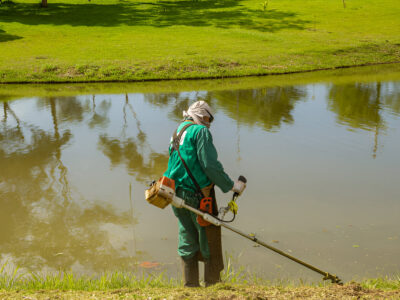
xmin=1 ymin=65 xmax=400 ymax=283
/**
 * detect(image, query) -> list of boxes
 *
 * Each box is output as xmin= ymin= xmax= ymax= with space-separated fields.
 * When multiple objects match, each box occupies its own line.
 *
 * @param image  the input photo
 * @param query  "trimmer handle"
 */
xmin=219 ymin=176 xmax=247 ymax=220
xmin=232 ymin=175 xmax=247 ymax=199
xmin=238 ymin=175 xmax=247 ymax=184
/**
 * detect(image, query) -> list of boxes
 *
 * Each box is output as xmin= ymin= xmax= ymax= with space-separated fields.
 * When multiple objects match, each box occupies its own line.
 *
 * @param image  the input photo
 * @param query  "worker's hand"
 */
xmin=228 ymin=200 xmax=238 ymax=214
xmin=232 ymin=180 xmax=246 ymax=196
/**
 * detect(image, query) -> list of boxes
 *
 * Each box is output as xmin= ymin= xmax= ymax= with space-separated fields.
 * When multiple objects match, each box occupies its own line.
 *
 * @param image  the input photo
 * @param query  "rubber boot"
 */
xmin=204 ymin=259 xmax=221 ymax=287
xmin=181 ymin=256 xmax=200 ymax=287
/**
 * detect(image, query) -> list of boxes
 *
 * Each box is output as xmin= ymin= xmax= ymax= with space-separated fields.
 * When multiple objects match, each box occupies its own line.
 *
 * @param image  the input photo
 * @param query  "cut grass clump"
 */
xmin=100 ymin=66 xmax=126 ymax=78
xmin=41 ymin=64 xmax=59 ymax=73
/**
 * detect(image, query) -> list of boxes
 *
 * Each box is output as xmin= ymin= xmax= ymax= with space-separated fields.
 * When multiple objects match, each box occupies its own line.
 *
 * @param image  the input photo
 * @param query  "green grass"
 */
xmin=1 ymin=273 xmax=400 ymax=299
xmin=0 ymin=0 xmax=400 ymax=82
xmin=0 ymin=264 xmax=178 ymax=291
xmin=1 ymin=64 xmax=400 ymax=101
xmin=1 ymin=262 xmax=400 ymax=299
xmin=361 ymin=276 xmax=400 ymax=290
xmin=1 ymin=260 xmax=400 ymax=292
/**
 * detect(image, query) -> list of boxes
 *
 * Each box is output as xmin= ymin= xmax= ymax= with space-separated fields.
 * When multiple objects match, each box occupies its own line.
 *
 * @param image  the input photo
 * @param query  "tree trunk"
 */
xmin=41 ymin=0 xmax=48 ymax=7
xmin=3 ymin=102 xmax=7 ymax=122
xmin=372 ymin=82 xmax=382 ymax=159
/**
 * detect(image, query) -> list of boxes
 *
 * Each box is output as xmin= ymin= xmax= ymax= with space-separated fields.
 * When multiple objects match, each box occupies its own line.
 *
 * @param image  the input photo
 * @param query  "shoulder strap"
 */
xmin=172 ymin=123 xmax=194 ymax=152
xmin=172 ymin=123 xmax=204 ymax=198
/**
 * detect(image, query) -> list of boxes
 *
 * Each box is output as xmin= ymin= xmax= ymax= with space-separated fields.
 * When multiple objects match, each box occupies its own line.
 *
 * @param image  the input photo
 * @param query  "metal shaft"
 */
xmin=221 ymin=222 xmax=342 ymax=285
xmin=180 ymin=201 xmax=342 ymax=285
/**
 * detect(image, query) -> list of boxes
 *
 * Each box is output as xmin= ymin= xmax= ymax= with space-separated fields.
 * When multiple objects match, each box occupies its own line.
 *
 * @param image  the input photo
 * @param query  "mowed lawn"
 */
xmin=0 ymin=0 xmax=400 ymax=82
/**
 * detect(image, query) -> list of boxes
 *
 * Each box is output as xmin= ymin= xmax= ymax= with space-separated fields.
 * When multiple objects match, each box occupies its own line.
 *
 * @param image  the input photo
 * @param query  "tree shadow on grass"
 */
xmin=0 ymin=28 xmax=22 ymax=42
xmin=0 ymin=1 xmax=310 ymax=32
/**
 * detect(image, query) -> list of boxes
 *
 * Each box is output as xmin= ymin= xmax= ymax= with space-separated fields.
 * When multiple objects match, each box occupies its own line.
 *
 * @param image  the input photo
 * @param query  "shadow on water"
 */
xmin=0 ymin=1 xmax=310 ymax=32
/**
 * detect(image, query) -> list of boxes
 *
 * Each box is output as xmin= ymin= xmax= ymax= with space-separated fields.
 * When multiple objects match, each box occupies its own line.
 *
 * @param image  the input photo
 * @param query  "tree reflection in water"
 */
xmin=88 ymin=95 xmax=111 ymax=129
xmin=211 ymin=86 xmax=307 ymax=132
xmin=1 ymin=81 xmax=399 ymax=274
xmin=98 ymin=94 xmax=169 ymax=183
xmin=382 ymin=83 xmax=400 ymax=116
xmin=143 ymin=92 xmax=214 ymax=122
xmin=0 ymin=98 xmax=138 ymax=273
xmin=328 ymin=82 xmax=400 ymax=158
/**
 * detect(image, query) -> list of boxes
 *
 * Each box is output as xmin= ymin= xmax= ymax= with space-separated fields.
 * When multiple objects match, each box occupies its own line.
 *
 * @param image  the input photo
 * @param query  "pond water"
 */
xmin=1 ymin=65 xmax=400 ymax=283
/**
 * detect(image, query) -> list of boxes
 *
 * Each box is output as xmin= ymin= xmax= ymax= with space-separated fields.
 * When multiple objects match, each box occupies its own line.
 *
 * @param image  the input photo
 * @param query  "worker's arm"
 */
xmin=196 ymin=127 xmax=234 ymax=193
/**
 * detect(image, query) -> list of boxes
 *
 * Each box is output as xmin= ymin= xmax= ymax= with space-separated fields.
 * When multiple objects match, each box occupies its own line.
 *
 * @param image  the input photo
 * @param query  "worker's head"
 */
xmin=183 ymin=101 xmax=214 ymax=128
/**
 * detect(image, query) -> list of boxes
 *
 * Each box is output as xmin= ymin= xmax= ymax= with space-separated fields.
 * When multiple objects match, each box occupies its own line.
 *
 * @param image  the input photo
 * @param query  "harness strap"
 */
xmin=172 ymin=123 xmax=205 ymax=198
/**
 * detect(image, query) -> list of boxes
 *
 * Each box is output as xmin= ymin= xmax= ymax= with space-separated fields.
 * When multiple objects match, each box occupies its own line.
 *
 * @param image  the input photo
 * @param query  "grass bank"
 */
xmin=1 ymin=262 xmax=400 ymax=299
xmin=1 ymin=0 xmax=400 ymax=83
xmin=0 ymin=271 xmax=400 ymax=299
xmin=1 ymin=64 xmax=400 ymax=101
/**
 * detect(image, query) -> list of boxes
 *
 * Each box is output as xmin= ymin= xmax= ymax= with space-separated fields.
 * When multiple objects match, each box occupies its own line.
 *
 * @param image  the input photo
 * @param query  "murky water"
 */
xmin=1 ymin=65 xmax=400 ymax=282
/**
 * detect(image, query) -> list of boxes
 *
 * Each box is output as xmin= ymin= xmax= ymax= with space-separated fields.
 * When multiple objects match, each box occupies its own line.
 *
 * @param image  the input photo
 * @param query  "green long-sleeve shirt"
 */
xmin=196 ymin=125 xmax=234 ymax=193
xmin=164 ymin=121 xmax=234 ymax=197
xmin=164 ymin=121 xmax=234 ymax=259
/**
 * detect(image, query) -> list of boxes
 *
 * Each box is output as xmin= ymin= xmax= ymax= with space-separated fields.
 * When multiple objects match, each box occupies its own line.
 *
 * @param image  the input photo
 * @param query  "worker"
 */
xmin=163 ymin=101 xmax=245 ymax=287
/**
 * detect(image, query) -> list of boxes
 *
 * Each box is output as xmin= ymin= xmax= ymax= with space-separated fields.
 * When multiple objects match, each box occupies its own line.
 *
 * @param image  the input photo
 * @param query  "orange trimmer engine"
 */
xmin=197 ymin=197 xmax=213 ymax=226
xmin=145 ymin=176 xmax=175 ymax=209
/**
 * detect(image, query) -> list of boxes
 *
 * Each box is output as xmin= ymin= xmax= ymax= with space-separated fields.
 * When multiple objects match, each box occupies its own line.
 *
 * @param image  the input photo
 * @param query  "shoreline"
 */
xmin=1 ymin=63 xmax=400 ymax=100
xmin=1 ymin=61 xmax=399 ymax=85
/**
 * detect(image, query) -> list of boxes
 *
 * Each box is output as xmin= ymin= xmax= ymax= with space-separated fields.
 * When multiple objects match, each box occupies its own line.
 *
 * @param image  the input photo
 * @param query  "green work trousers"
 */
xmin=173 ymin=185 xmax=224 ymax=285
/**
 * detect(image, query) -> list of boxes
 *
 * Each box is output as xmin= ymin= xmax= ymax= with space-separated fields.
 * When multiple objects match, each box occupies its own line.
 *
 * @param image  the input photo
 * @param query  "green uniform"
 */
xmin=164 ymin=120 xmax=234 ymax=259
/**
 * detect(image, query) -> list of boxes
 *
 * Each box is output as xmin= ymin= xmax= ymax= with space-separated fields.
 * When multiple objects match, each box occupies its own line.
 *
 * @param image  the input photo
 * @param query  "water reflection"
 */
xmin=142 ymin=86 xmax=308 ymax=132
xmin=98 ymin=94 xmax=169 ymax=183
xmin=328 ymin=83 xmax=385 ymax=131
xmin=98 ymin=136 xmax=169 ymax=183
xmin=0 ymin=99 xmax=139 ymax=273
xmin=212 ymin=86 xmax=306 ymax=131
xmin=328 ymin=82 xmax=400 ymax=158
xmin=0 ymin=73 xmax=399 ymax=279
xmin=143 ymin=92 xmax=214 ymax=122
xmin=383 ymin=84 xmax=400 ymax=115
xmin=88 ymin=95 xmax=111 ymax=129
